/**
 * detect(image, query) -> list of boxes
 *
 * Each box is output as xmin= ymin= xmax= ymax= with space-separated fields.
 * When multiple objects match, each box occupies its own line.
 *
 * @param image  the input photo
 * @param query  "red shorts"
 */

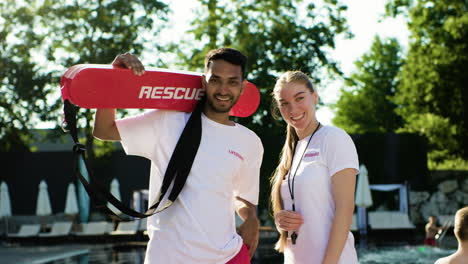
xmin=424 ymin=238 xmax=436 ymax=246
xmin=226 ymin=244 xmax=250 ymax=264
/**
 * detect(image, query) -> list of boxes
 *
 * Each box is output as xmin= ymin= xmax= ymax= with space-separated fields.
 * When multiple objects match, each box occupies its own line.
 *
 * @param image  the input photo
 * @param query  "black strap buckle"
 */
xmin=73 ymin=143 xmax=86 ymax=153
xmin=291 ymin=231 xmax=298 ymax=244
xmin=61 ymin=116 xmax=70 ymax=133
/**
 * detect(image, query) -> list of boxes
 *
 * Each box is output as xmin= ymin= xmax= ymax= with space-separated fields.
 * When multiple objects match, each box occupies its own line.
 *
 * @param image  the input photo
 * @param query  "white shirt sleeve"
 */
xmin=115 ymin=109 xmax=165 ymax=160
xmin=234 ymin=136 xmax=263 ymax=205
xmin=323 ymin=128 xmax=359 ymax=177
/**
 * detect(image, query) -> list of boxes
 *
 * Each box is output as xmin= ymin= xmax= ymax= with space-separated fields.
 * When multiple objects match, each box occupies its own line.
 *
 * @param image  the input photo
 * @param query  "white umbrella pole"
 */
xmin=0 ymin=181 xmax=12 ymax=235
xmin=355 ymin=165 xmax=373 ymax=248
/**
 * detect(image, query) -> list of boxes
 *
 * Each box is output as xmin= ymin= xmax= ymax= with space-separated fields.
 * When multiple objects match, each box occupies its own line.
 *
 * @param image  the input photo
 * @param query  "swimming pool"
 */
xmin=45 ymin=244 xmax=455 ymax=264
xmin=358 ymin=245 xmax=456 ymax=264
xmin=47 ymin=245 xmax=278 ymax=264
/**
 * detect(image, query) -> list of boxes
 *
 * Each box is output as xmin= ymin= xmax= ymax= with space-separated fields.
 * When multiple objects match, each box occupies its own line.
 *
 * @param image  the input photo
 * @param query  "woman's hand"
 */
xmin=275 ymin=210 xmax=304 ymax=232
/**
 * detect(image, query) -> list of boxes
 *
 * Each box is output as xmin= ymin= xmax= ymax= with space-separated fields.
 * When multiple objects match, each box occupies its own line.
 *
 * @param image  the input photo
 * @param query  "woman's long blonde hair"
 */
xmin=270 ymin=71 xmax=315 ymax=252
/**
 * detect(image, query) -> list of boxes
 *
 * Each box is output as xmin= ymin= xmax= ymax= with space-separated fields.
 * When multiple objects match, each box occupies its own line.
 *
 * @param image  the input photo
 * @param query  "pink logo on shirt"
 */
xmin=229 ymin=149 xmax=244 ymax=161
xmin=304 ymin=151 xmax=319 ymax=158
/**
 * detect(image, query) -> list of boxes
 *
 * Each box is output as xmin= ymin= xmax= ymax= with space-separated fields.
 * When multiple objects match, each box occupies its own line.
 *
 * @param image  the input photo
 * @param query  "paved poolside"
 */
xmin=0 ymin=244 xmax=89 ymax=264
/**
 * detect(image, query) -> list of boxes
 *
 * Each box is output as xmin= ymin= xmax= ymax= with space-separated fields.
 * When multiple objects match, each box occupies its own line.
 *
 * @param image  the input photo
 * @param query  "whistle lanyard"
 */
xmin=287 ymin=122 xmax=320 ymax=244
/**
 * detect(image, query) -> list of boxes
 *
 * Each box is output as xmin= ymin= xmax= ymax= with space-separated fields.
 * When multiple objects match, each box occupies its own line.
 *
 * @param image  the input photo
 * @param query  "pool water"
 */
xmin=358 ymin=245 xmax=456 ymax=264
xmin=48 ymin=244 xmax=456 ymax=264
xmin=48 ymin=245 xmax=145 ymax=264
xmin=48 ymin=245 xmax=280 ymax=263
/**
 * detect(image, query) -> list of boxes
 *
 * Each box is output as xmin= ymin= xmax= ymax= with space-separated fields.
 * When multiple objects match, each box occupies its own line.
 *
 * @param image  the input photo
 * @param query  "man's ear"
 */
xmin=240 ymin=79 xmax=247 ymax=95
xmin=202 ymin=74 xmax=207 ymax=89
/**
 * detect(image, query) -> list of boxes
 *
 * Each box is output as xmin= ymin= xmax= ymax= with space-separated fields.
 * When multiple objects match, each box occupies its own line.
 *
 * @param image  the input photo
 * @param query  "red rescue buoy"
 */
xmin=61 ymin=64 xmax=260 ymax=117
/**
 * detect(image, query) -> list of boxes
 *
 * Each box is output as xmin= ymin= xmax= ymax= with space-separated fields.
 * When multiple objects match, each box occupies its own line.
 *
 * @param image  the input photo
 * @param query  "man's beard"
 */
xmin=206 ymin=94 xmax=240 ymax=113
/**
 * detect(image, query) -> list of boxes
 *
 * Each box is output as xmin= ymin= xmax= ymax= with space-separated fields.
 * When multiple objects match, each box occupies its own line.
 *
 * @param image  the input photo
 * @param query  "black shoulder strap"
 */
xmin=62 ymin=99 xmax=202 ymax=219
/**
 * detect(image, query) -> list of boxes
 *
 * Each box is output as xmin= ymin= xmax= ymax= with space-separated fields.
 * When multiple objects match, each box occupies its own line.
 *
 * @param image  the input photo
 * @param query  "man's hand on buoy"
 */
xmin=111 ymin=52 xmax=145 ymax=76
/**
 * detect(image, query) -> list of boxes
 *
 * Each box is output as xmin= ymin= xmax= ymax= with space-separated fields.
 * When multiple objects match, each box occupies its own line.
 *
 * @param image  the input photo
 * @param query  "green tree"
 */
xmin=386 ymin=0 xmax=468 ymax=162
xmin=333 ymin=36 xmax=404 ymax=133
xmin=172 ymin=0 xmax=350 ymax=132
xmin=170 ymin=0 xmax=351 ymax=214
xmin=0 ymin=0 xmax=169 ymax=158
xmin=0 ymin=2 xmax=51 ymax=151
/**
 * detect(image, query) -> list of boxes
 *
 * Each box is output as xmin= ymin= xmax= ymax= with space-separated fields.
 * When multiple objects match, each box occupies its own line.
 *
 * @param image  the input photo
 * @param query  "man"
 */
xmin=435 ymin=206 xmax=468 ymax=264
xmin=93 ymin=48 xmax=263 ymax=263
xmin=425 ymin=215 xmax=443 ymax=246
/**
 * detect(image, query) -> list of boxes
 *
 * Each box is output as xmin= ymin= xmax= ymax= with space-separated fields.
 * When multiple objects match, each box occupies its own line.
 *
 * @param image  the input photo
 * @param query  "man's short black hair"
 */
xmin=204 ymin=48 xmax=247 ymax=79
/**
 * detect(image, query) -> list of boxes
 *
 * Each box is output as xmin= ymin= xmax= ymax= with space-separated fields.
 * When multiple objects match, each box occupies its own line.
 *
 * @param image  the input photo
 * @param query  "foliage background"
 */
xmin=1 ymin=0 xmax=466 ymax=218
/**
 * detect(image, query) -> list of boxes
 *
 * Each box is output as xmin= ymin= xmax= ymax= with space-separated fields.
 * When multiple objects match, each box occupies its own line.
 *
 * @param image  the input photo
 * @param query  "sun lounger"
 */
xmin=8 ymin=224 xmax=41 ymax=237
xmin=111 ymin=220 xmax=139 ymax=235
xmin=369 ymin=211 xmax=415 ymax=229
xmin=75 ymin=221 xmax=113 ymax=236
xmin=138 ymin=218 xmax=149 ymax=237
xmin=68 ymin=221 xmax=113 ymax=243
xmin=350 ymin=214 xmax=357 ymax=231
xmin=137 ymin=218 xmax=147 ymax=232
xmin=39 ymin=221 xmax=73 ymax=237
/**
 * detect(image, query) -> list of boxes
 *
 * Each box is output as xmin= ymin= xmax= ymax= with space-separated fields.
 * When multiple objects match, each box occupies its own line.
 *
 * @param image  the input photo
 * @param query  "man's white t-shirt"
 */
xmin=280 ymin=126 xmax=359 ymax=264
xmin=116 ymin=110 xmax=263 ymax=264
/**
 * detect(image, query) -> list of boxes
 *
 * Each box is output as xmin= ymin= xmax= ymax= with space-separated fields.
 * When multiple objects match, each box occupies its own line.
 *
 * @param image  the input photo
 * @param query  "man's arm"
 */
xmin=93 ymin=109 xmax=120 ymax=141
xmin=93 ymin=53 xmax=146 ymax=141
xmin=235 ymin=196 xmax=259 ymax=257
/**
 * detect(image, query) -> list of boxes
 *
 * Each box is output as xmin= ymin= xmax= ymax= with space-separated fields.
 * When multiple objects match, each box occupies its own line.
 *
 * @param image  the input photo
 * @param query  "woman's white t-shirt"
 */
xmin=116 ymin=110 xmax=263 ymax=264
xmin=280 ymin=125 xmax=359 ymax=264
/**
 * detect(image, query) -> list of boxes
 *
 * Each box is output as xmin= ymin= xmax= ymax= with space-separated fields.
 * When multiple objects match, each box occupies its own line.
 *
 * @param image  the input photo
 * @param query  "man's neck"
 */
xmin=458 ymin=240 xmax=468 ymax=254
xmin=203 ymin=110 xmax=235 ymax=126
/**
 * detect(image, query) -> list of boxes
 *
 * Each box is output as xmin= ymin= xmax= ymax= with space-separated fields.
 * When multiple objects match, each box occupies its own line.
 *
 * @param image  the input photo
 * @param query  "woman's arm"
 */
xmin=322 ymin=168 xmax=357 ymax=264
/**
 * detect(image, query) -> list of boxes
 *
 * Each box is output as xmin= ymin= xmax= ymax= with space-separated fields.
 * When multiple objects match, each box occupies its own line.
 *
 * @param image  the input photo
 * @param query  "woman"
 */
xmin=270 ymin=71 xmax=359 ymax=264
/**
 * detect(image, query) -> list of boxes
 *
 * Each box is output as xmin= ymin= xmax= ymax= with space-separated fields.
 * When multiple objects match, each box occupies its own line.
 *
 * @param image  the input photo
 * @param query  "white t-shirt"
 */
xmin=116 ymin=110 xmax=263 ymax=264
xmin=280 ymin=125 xmax=359 ymax=264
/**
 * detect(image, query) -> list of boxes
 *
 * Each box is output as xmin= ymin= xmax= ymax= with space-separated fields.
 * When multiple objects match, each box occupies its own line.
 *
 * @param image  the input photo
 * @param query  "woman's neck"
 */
xmin=296 ymin=120 xmax=321 ymax=140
